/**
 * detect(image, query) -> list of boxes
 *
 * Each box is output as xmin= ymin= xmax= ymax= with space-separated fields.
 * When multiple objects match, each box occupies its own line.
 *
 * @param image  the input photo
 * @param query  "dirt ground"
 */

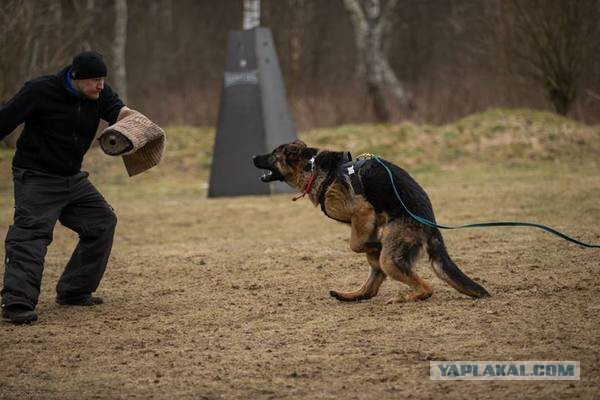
xmin=1 ymin=130 xmax=599 ymax=399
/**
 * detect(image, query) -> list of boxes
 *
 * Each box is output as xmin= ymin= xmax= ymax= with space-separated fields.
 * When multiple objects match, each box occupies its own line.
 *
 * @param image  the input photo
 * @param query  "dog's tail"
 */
xmin=426 ymin=230 xmax=490 ymax=298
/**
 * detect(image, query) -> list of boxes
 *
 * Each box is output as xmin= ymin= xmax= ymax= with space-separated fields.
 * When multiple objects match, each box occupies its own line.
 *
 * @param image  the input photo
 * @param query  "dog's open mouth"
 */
xmin=260 ymin=169 xmax=284 ymax=182
xmin=253 ymin=154 xmax=285 ymax=182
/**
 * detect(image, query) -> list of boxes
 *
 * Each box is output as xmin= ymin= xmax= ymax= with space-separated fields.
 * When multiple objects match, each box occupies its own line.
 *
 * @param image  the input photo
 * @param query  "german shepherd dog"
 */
xmin=253 ymin=141 xmax=489 ymax=303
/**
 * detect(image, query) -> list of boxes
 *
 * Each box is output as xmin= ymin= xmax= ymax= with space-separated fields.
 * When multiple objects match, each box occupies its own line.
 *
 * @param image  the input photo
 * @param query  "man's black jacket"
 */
xmin=0 ymin=66 xmax=124 ymax=176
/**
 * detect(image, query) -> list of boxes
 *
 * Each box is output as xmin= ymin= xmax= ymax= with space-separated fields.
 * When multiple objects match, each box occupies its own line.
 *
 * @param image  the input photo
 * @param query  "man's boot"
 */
xmin=2 ymin=305 xmax=38 ymax=324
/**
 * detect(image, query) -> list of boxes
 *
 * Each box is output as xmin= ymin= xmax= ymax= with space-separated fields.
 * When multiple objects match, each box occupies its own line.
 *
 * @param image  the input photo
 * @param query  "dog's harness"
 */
xmin=316 ymin=165 xmax=341 ymax=220
xmin=340 ymin=153 xmax=375 ymax=196
xmin=292 ymin=152 xmax=363 ymax=222
xmin=292 ymin=151 xmax=599 ymax=247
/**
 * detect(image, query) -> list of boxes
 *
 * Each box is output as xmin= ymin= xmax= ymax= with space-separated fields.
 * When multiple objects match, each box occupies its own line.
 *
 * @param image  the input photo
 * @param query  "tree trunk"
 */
xmin=549 ymin=88 xmax=573 ymax=116
xmin=82 ymin=0 xmax=96 ymax=51
xmin=496 ymin=0 xmax=600 ymax=116
xmin=113 ymin=0 xmax=128 ymax=103
xmin=163 ymin=0 xmax=173 ymax=32
xmin=342 ymin=0 xmax=411 ymax=122
xmin=243 ymin=0 xmax=260 ymax=30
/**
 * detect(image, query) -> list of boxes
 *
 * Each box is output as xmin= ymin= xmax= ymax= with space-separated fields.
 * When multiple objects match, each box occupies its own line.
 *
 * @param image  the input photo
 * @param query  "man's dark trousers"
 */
xmin=2 ymin=167 xmax=117 ymax=310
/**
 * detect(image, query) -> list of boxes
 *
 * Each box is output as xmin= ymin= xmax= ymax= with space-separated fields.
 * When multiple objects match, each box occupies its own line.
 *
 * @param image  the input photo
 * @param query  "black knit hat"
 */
xmin=71 ymin=51 xmax=107 ymax=80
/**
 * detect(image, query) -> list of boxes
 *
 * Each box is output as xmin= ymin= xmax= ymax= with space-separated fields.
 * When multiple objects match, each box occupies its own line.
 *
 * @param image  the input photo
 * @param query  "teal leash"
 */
xmin=372 ymin=156 xmax=600 ymax=248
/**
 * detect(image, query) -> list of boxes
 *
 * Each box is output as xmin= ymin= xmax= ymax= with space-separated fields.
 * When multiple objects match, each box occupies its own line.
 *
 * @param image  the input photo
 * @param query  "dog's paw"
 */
xmin=385 ymin=296 xmax=407 ymax=305
xmin=330 ymin=290 xmax=373 ymax=302
xmin=329 ymin=290 xmax=345 ymax=301
xmin=386 ymin=291 xmax=433 ymax=304
xmin=329 ymin=290 xmax=361 ymax=302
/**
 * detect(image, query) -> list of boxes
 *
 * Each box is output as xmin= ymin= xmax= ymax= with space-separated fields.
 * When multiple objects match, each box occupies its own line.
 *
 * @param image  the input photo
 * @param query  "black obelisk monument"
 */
xmin=208 ymin=27 xmax=297 ymax=197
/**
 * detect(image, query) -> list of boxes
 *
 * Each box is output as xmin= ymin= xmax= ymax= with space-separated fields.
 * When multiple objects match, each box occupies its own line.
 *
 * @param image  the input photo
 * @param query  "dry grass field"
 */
xmin=1 ymin=109 xmax=599 ymax=399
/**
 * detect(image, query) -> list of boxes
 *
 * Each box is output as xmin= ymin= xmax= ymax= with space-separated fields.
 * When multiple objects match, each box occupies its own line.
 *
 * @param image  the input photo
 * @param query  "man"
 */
xmin=0 ymin=51 xmax=131 ymax=324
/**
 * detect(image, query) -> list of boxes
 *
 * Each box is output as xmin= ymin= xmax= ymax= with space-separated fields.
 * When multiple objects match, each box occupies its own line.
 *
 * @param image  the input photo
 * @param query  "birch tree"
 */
xmin=113 ymin=0 xmax=128 ymax=102
xmin=243 ymin=0 xmax=260 ymax=30
xmin=342 ymin=0 xmax=412 ymax=121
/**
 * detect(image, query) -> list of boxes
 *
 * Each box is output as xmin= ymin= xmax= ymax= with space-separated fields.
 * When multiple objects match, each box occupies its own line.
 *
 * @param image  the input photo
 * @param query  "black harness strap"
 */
xmin=317 ymin=152 xmax=352 ymax=223
xmin=341 ymin=158 xmax=370 ymax=196
xmin=317 ymin=168 xmax=339 ymax=220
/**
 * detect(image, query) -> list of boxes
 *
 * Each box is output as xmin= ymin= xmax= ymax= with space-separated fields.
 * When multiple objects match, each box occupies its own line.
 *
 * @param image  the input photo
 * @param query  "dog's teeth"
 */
xmin=260 ymin=170 xmax=274 ymax=182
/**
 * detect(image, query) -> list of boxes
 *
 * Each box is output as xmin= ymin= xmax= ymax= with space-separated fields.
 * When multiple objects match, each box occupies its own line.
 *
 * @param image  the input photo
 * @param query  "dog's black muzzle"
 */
xmin=252 ymin=154 xmax=285 ymax=182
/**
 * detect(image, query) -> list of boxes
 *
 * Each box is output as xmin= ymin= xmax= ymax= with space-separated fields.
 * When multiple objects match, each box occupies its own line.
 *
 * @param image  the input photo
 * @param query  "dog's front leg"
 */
xmin=349 ymin=207 xmax=380 ymax=254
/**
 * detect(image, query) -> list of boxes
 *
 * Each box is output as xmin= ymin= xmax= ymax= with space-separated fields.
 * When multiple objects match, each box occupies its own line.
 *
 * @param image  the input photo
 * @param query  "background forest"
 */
xmin=1 ymin=0 xmax=599 ymax=132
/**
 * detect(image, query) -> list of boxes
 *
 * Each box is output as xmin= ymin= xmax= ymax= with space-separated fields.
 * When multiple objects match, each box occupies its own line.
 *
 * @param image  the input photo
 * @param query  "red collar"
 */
xmin=292 ymin=173 xmax=316 ymax=201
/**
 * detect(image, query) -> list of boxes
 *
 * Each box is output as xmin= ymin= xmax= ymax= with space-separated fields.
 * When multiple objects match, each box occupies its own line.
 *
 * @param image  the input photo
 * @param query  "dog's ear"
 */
xmin=292 ymin=140 xmax=306 ymax=147
xmin=284 ymin=141 xmax=306 ymax=161
xmin=284 ymin=147 xmax=301 ymax=160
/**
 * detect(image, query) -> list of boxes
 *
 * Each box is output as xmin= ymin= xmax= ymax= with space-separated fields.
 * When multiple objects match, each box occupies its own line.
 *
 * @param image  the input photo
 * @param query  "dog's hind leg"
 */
xmin=379 ymin=230 xmax=433 ymax=303
xmin=330 ymin=252 xmax=386 ymax=302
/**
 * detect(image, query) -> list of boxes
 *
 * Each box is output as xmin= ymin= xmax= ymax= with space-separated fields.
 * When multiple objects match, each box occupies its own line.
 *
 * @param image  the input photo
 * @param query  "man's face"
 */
xmin=74 ymin=77 xmax=105 ymax=100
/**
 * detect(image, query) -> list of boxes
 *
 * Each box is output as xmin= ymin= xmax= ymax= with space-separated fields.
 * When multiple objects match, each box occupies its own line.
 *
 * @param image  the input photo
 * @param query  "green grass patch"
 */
xmin=0 ymin=108 xmax=598 ymax=197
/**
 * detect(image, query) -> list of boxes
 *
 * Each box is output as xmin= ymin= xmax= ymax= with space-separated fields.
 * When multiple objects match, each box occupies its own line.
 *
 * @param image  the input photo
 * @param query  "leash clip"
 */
xmin=357 ymin=153 xmax=375 ymax=160
xmin=303 ymin=156 xmax=316 ymax=172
